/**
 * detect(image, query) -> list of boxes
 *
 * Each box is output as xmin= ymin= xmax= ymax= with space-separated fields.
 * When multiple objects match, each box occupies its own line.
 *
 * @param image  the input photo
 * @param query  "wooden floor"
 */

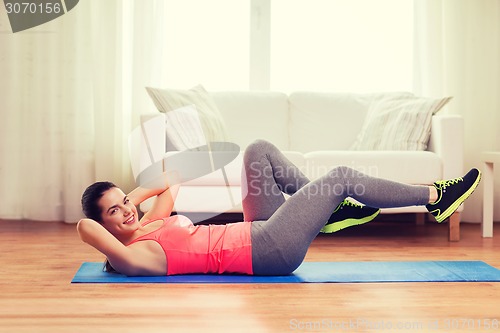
xmin=1 ymin=218 xmax=499 ymax=333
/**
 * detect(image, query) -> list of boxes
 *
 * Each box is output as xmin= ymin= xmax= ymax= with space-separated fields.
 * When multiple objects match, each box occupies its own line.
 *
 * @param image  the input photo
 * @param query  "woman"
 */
xmin=78 ymin=140 xmax=481 ymax=276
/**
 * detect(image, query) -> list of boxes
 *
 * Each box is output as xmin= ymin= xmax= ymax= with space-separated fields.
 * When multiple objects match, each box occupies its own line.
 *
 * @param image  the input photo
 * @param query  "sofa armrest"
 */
xmin=428 ymin=114 xmax=464 ymax=179
xmin=129 ymin=112 xmax=166 ymax=183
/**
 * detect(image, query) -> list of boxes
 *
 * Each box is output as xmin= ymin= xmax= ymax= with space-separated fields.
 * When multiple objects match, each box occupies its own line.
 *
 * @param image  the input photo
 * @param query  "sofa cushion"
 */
xmin=142 ymin=150 xmax=441 ymax=215
xmin=176 ymin=151 xmax=306 ymax=186
xmin=140 ymin=186 xmax=244 ymax=220
xmin=163 ymin=104 xmax=207 ymax=151
xmin=303 ymin=151 xmax=442 ymax=185
xmin=351 ymin=95 xmax=452 ymax=151
xmin=146 ymin=85 xmax=229 ymax=144
xmin=212 ymin=91 xmax=289 ymax=150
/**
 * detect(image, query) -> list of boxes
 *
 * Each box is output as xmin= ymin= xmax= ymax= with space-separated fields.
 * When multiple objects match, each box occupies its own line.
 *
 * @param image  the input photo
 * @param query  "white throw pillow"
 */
xmin=164 ymin=105 xmax=207 ymax=151
xmin=146 ymin=85 xmax=229 ymax=145
xmin=351 ymin=94 xmax=452 ymax=151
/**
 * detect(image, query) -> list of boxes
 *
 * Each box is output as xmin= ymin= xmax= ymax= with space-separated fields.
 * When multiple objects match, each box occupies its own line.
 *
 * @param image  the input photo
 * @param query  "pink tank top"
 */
xmin=128 ymin=215 xmax=253 ymax=275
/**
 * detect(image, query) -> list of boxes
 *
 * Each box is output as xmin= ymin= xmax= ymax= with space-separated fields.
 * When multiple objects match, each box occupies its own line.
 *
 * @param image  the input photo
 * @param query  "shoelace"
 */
xmin=341 ymin=199 xmax=363 ymax=208
xmin=435 ymin=177 xmax=463 ymax=189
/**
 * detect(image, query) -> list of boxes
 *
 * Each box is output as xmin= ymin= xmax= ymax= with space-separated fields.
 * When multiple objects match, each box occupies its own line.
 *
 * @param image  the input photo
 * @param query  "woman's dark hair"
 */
xmin=81 ymin=181 xmax=117 ymax=223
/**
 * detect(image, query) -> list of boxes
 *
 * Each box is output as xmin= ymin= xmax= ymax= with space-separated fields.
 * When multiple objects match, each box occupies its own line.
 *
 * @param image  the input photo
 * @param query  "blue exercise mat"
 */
xmin=72 ymin=261 xmax=500 ymax=284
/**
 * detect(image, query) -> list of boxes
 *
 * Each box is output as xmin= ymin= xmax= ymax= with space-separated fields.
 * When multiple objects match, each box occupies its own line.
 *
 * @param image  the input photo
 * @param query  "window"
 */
xmin=161 ymin=0 xmax=413 ymax=93
xmin=270 ymin=0 xmax=414 ymax=93
xmin=164 ymin=0 xmax=250 ymax=90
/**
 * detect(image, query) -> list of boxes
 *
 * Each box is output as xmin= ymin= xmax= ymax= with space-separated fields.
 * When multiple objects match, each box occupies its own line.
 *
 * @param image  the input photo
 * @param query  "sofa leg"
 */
xmin=448 ymin=212 xmax=460 ymax=242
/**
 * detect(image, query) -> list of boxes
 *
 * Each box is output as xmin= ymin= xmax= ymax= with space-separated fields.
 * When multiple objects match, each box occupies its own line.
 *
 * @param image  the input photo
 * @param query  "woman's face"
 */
xmin=98 ymin=187 xmax=140 ymax=237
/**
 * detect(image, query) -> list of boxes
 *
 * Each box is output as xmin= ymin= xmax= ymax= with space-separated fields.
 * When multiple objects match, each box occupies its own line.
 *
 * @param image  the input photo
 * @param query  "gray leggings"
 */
xmin=244 ymin=140 xmax=430 ymax=275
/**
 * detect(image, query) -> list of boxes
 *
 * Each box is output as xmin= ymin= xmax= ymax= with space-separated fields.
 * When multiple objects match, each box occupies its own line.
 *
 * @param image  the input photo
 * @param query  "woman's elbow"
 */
xmin=76 ymin=218 xmax=97 ymax=243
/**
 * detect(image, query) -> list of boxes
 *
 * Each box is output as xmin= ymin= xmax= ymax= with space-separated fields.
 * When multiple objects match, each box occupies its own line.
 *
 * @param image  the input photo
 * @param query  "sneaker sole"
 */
xmin=433 ymin=171 xmax=482 ymax=223
xmin=320 ymin=209 xmax=380 ymax=233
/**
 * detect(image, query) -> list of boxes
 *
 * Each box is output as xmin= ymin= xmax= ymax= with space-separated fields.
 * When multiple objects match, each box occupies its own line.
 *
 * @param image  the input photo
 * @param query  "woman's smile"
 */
xmin=123 ymin=214 xmax=135 ymax=225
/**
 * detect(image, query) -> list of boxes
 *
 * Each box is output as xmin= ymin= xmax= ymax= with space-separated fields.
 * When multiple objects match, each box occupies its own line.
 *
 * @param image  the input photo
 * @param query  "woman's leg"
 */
xmin=241 ymin=140 xmax=310 ymax=222
xmin=251 ymin=165 xmax=431 ymax=275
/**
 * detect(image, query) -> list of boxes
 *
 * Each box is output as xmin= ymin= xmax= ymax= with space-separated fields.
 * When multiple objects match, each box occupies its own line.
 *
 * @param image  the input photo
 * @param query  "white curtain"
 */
xmin=2 ymin=0 xmax=498 ymax=223
xmin=414 ymin=0 xmax=500 ymax=222
xmin=0 ymin=0 xmax=166 ymax=222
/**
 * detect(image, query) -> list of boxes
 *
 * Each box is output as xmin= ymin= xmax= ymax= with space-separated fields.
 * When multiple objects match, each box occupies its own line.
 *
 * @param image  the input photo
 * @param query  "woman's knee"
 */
xmin=246 ymin=139 xmax=273 ymax=152
xmin=244 ymin=139 xmax=275 ymax=160
xmin=328 ymin=166 xmax=356 ymax=179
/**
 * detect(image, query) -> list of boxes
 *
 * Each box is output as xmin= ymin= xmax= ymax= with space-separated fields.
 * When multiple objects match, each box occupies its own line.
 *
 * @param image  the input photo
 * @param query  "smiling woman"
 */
xmin=77 ymin=140 xmax=480 ymax=277
xmin=78 ymin=176 xmax=178 ymax=275
xmin=84 ymin=186 xmax=140 ymax=241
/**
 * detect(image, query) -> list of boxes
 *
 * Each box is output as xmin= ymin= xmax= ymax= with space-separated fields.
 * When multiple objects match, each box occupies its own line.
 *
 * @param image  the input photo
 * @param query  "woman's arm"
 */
xmin=77 ymin=218 xmax=142 ymax=276
xmin=127 ymin=171 xmax=180 ymax=223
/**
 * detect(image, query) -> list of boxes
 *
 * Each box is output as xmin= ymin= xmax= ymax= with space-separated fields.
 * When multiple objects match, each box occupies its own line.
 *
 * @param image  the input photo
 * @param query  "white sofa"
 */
xmin=139 ymin=91 xmax=464 ymax=241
